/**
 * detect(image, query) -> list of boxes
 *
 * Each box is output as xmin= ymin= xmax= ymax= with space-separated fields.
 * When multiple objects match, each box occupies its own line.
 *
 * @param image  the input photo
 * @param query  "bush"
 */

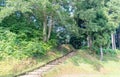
xmin=91 ymin=46 xmax=116 ymax=55
xmin=103 ymin=48 xmax=116 ymax=55
xmin=23 ymin=41 xmax=52 ymax=57
xmin=0 ymin=28 xmax=52 ymax=60
xmin=0 ymin=29 xmax=17 ymax=60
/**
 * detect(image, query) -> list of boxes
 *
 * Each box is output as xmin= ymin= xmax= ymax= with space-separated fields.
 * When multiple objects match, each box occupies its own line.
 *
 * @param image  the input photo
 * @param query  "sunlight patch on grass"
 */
xmin=43 ymin=50 xmax=120 ymax=77
xmin=0 ymin=58 xmax=37 ymax=77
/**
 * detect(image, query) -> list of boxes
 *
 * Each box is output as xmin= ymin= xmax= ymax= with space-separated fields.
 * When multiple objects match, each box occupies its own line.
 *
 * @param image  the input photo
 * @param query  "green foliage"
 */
xmin=22 ymin=41 xmax=50 ymax=57
xmin=0 ymin=12 xmax=42 ymax=40
xmin=0 ymin=27 xmax=52 ymax=60
xmin=48 ymin=39 xmax=57 ymax=47
xmin=0 ymin=0 xmax=120 ymax=60
xmin=0 ymin=28 xmax=17 ymax=60
xmin=0 ymin=12 xmax=54 ymax=60
xmin=103 ymin=48 xmax=116 ymax=55
xmin=0 ymin=0 xmax=31 ymax=22
xmin=93 ymin=33 xmax=111 ymax=47
xmin=73 ymin=0 xmax=120 ymax=50
xmin=91 ymin=46 xmax=116 ymax=55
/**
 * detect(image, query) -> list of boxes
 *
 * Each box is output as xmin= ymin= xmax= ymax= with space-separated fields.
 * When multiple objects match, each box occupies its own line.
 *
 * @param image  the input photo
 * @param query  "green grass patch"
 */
xmin=43 ymin=50 xmax=120 ymax=77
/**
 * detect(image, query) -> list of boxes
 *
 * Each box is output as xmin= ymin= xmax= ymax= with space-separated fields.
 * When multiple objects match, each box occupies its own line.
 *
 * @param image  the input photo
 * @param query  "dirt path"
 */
xmin=19 ymin=51 xmax=76 ymax=77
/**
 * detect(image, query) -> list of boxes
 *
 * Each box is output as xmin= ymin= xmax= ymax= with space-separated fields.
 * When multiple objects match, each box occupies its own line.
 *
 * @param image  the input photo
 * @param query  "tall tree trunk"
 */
xmin=118 ymin=33 xmax=120 ymax=49
xmin=43 ymin=11 xmax=47 ymax=42
xmin=116 ymin=32 xmax=120 ymax=49
xmin=47 ymin=16 xmax=53 ymax=41
xmin=100 ymin=46 xmax=103 ymax=61
xmin=111 ymin=33 xmax=116 ymax=50
xmin=87 ymin=35 xmax=92 ymax=49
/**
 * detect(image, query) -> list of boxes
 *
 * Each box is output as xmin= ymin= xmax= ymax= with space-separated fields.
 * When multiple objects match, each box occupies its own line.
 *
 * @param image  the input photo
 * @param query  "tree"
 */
xmin=106 ymin=0 xmax=120 ymax=50
xmin=74 ymin=0 xmax=109 ymax=49
xmin=0 ymin=0 xmax=30 ymax=22
xmin=73 ymin=0 xmax=120 ymax=60
xmin=29 ymin=0 xmax=74 ymax=42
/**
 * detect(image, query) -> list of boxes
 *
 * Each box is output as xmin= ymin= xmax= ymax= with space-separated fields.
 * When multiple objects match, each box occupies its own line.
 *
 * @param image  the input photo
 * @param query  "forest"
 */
xmin=0 ymin=0 xmax=120 ymax=77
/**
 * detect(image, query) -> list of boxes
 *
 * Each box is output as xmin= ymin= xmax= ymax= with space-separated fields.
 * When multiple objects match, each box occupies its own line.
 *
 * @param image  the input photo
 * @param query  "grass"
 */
xmin=43 ymin=50 xmax=120 ymax=77
xmin=0 ymin=45 xmax=72 ymax=77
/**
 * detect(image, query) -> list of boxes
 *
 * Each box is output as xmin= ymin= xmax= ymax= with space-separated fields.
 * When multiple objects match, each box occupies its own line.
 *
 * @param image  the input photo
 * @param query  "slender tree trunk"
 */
xmin=111 ymin=33 xmax=116 ymax=50
xmin=47 ymin=16 xmax=53 ymax=41
xmin=87 ymin=35 xmax=92 ymax=49
xmin=100 ymin=46 xmax=103 ymax=61
xmin=114 ymin=34 xmax=116 ymax=49
xmin=118 ymin=33 xmax=120 ymax=49
xmin=107 ymin=41 xmax=111 ymax=49
xmin=43 ymin=11 xmax=47 ymax=42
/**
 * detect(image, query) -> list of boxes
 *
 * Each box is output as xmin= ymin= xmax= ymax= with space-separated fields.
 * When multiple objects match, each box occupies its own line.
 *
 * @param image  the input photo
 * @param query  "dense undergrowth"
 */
xmin=0 ymin=13 xmax=59 ymax=76
xmin=0 ymin=13 xmax=56 ymax=60
xmin=0 ymin=27 xmax=54 ymax=60
xmin=0 ymin=29 xmax=53 ymax=76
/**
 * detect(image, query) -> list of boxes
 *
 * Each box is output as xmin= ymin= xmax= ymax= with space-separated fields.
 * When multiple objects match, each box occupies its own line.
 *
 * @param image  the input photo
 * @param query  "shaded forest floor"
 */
xmin=43 ymin=50 xmax=120 ymax=77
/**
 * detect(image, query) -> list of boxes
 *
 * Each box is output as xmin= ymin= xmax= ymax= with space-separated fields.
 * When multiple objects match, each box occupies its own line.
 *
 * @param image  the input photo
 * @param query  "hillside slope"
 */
xmin=43 ymin=50 xmax=120 ymax=77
